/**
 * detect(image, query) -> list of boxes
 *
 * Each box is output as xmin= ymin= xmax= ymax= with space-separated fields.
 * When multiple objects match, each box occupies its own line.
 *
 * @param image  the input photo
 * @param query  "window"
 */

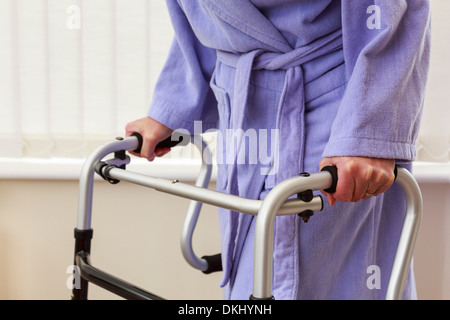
xmin=0 ymin=0 xmax=172 ymax=159
xmin=415 ymin=1 xmax=450 ymax=163
xmin=0 ymin=1 xmax=448 ymax=165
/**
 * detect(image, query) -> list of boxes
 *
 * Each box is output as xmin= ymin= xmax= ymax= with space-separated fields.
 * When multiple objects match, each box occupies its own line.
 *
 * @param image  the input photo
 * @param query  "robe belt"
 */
xmin=215 ymin=31 xmax=343 ymax=289
xmin=216 ymin=29 xmax=343 ymax=188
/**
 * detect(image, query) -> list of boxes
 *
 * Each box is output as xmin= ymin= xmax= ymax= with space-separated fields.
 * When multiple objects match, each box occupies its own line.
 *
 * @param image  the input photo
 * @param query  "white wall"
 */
xmin=0 ymin=178 xmax=223 ymax=300
xmin=0 ymin=176 xmax=449 ymax=300
xmin=414 ymin=182 xmax=450 ymax=299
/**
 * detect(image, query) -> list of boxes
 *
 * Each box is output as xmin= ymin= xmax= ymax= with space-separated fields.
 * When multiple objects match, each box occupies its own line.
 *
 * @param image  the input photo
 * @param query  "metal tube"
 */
xmin=78 ymin=134 xmax=324 ymax=274
xmin=252 ymin=171 xmax=333 ymax=299
xmin=105 ymin=167 xmax=323 ymax=216
xmin=76 ymin=135 xmax=329 ymax=299
xmin=385 ymin=167 xmax=422 ymax=300
xmin=77 ymin=137 xmax=139 ymax=230
xmin=251 ymin=167 xmax=422 ymax=300
xmin=76 ymin=251 xmax=164 ymax=300
xmin=180 ymin=137 xmax=213 ymax=271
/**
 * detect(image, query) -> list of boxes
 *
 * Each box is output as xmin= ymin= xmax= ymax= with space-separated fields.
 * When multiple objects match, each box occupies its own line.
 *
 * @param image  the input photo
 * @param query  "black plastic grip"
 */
xmin=131 ymin=132 xmax=185 ymax=154
xmin=320 ymin=164 xmax=399 ymax=194
xmin=201 ymin=253 xmax=223 ymax=274
xmin=131 ymin=132 xmax=143 ymax=153
xmin=321 ymin=165 xmax=338 ymax=193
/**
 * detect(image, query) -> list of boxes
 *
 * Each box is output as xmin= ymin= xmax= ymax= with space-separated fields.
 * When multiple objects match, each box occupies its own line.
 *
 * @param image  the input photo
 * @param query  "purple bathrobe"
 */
xmin=148 ymin=0 xmax=431 ymax=299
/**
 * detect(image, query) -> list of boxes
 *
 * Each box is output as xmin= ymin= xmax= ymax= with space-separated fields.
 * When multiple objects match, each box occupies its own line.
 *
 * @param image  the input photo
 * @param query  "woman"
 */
xmin=126 ymin=0 xmax=431 ymax=299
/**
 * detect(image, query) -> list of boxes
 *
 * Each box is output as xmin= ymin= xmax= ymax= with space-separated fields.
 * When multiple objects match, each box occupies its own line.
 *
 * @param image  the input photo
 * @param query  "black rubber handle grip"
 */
xmin=201 ymin=253 xmax=222 ymax=274
xmin=320 ymin=166 xmax=338 ymax=193
xmin=320 ymin=164 xmax=399 ymax=194
xmin=131 ymin=132 xmax=185 ymax=154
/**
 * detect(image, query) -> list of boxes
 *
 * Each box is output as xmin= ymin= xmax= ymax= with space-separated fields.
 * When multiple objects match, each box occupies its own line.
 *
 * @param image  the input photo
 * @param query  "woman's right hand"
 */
xmin=125 ymin=116 xmax=174 ymax=161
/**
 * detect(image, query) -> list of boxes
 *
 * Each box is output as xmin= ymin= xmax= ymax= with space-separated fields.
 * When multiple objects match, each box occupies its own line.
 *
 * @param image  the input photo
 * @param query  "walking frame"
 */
xmin=71 ymin=133 xmax=422 ymax=300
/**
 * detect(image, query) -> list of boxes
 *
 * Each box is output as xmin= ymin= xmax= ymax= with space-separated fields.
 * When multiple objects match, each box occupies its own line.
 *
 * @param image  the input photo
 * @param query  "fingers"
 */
xmin=140 ymin=134 xmax=158 ymax=161
xmin=320 ymin=157 xmax=395 ymax=206
xmin=125 ymin=119 xmax=156 ymax=160
xmin=323 ymin=192 xmax=337 ymax=207
xmin=125 ymin=116 xmax=174 ymax=161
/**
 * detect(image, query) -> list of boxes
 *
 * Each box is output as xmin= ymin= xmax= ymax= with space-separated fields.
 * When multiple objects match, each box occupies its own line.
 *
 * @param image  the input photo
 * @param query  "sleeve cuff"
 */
xmin=148 ymin=102 xmax=217 ymax=134
xmin=322 ymin=136 xmax=417 ymax=161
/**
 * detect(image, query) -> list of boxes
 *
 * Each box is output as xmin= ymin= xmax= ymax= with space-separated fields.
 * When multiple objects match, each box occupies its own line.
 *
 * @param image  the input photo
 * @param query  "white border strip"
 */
xmin=411 ymin=162 xmax=450 ymax=184
xmin=0 ymin=158 xmax=448 ymax=184
xmin=0 ymin=157 xmax=217 ymax=182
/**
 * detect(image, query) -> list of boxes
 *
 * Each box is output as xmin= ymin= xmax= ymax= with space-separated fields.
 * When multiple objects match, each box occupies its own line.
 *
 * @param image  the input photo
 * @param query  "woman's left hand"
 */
xmin=319 ymin=156 xmax=396 ymax=206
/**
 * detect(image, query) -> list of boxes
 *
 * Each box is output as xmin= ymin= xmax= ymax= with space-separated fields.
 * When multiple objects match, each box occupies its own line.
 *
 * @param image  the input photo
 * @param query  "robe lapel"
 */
xmin=202 ymin=0 xmax=292 ymax=52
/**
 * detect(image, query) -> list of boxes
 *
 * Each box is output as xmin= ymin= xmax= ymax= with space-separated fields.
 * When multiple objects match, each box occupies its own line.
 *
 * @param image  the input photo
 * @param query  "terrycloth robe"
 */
xmin=148 ymin=0 xmax=431 ymax=299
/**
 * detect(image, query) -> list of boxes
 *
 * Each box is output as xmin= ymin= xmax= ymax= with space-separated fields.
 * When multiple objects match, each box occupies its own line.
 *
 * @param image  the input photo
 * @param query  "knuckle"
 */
xmin=374 ymin=171 xmax=384 ymax=184
xmin=345 ymin=159 xmax=358 ymax=173
xmin=364 ymin=165 xmax=374 ymax=181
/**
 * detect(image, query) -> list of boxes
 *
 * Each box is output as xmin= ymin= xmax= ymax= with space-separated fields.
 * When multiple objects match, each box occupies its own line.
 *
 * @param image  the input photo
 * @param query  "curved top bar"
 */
xmin=251 ymin=166 xmax=423 ymax=300
xmin=385 ymin=167 xmax=422 ymax=300
xmin=180 ymin=136 xmax=214 ymax=271
xmin=77 ymin=137 xmax=140 ymax=230
xmin=252 ymin=171 xmax=333 ymax=299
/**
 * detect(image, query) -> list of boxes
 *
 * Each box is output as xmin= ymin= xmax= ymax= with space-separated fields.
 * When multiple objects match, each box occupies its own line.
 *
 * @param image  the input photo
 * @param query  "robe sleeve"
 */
xmin=323 ymin=0 xmax=431 ymax=161
xmin=147 ymin=0 xmax=218 ymax=133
